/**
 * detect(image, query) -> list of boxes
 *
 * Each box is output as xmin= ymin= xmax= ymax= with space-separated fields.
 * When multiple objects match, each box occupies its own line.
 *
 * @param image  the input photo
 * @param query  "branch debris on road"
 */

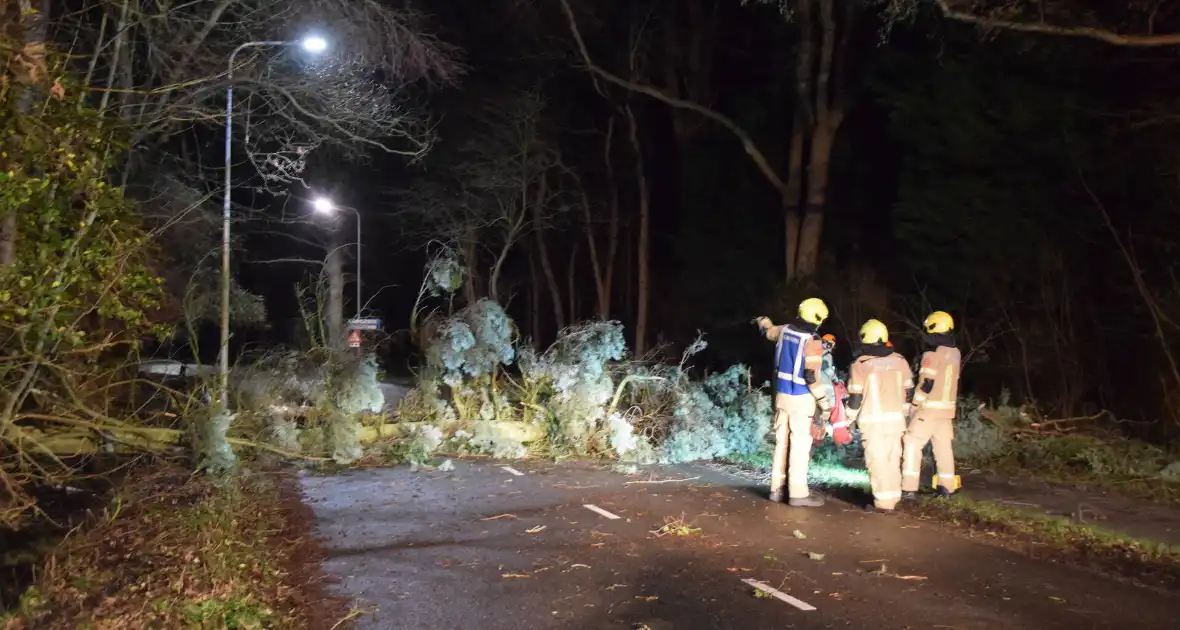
xmin=623 ymin=476 xmax=700 ymax=485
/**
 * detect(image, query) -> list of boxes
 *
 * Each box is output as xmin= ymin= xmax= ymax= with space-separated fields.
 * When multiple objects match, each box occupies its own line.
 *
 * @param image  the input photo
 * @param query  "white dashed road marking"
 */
xmin=501 ymin=466 xmax=524 ymax=476
xmin=741 ymin=579 xmax=817 ymax=611
xmin=583 ymin=504 xmax=621 ymax=520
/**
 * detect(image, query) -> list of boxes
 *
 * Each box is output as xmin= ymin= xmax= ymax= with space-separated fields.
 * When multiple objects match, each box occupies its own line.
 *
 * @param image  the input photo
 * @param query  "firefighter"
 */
xmin=755 ymin=298 xmax=833 ymax=507
xmin=902 ymin=311 xmax=962 ymax=498
xmin=846 ymin=319 xmax=913 ymax=512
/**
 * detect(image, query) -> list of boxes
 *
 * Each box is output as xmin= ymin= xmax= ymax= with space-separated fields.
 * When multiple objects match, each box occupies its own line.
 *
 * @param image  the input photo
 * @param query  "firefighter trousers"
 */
xmin=861 ymin=429 xmax=904 ymax=510
xmin=902 ymin=415 xmax=955 ymax=492
xmin=771 ymin=393 xmax=819 ymax=501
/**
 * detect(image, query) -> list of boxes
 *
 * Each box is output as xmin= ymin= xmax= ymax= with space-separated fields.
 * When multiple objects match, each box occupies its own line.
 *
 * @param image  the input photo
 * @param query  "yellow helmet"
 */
xmin=797 ymin=298 xmax=829 ymax=326
xmin=923 ymin=311 xmax=954 ymax=334
xmin=859 ymin=319 xmax=889 ymax=345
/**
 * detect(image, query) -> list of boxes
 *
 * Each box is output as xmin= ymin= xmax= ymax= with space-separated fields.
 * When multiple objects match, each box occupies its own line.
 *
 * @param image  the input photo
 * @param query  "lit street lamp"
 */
xmin=220 ymin=36 xmax=327 ymax=408
xmin=311 ymin=196 xmax=363 ymax=323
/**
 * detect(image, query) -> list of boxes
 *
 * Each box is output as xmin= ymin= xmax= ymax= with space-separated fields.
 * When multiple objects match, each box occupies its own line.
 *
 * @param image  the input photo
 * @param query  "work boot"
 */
xmin=787 ymin=494 xmax=825 ymax=508
xmin=769 ymin=490 xmax=784 ymax=503
xmin=863 ymin=504 xmax=897 ymax=515
xmin=936 ymin=487 xmax=955 ymax=498
xmin=901 ymin=491 xmax=918 ymax=502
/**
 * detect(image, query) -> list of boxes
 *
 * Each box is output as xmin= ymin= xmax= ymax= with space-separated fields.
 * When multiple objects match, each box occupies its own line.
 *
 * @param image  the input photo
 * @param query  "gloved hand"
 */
xmin=810 ymin=422 xmax=827 ymax=442
xmin=818 ymin=396 xmax=833 ymax=413
xmin=754 ymin=316 xmax=770 ymax=329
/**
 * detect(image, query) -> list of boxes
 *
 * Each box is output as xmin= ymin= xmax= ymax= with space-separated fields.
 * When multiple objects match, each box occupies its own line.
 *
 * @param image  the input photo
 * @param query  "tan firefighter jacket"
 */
xmin=912 ymin=345 xmax=961 ymax=420
xmin=847 ymin=352 xmax=914 ymax=432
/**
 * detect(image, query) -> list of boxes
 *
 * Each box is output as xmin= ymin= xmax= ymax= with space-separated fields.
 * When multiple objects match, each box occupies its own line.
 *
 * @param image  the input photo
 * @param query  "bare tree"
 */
xmin=396 ymin=90 xmax=564 ymax=309
xmin=757 ymin=0 xmax=857 ymax=281
xmin=59 ymin=0 xmax=463 ymax=176
xmin=41 ymin=0 xmax=462 ymax=323
xmin=559 ymin=0 xmax=854 ymax=286
xmin=561 ymin=128 xmax=620 ymax=320
xmin=915 ymin=0 xmax=1180 ymax=46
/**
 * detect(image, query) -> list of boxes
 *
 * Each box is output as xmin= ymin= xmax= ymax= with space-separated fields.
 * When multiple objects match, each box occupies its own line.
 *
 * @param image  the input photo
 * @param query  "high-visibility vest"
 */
xmin=774 ymin=327 xmax=814 ymax=396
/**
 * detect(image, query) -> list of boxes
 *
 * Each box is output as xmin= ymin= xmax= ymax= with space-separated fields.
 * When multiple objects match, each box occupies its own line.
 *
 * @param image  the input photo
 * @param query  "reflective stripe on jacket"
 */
xmin=913 ymin=345 xmax=962 ymax=419
xmin=775 ymin=326 xmax=815 ymax=396
xmin=848 ymin=352 xmax=914 ymax=431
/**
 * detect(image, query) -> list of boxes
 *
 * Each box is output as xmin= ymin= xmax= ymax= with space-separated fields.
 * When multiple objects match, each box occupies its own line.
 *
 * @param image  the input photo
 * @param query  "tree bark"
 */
xmin=625 ymin=102 xmax=650 ymax=356
xmin=783 ymin=109 xmax=806 ymax=282
xmin=797 ymin=116 xmax=838 ymax=277
xmin=1 ymin=0 xmax=50 ymax=267
xmin=604 ymin=116 xmax=620 ymax=318
xmin=533 ymin=171 xmax=565 ymax=331
xmin=97 ymin=0 xmax=131 ymax=117
xmin=567 ymin=240 xmax=579 ymax=325
xmin=528 ymin=247 xmax=541 ymax=341
xmin=461 ymin=232 xmax=479 ymax=305
xmin=784 ymin=0 xmax=815 ymax=282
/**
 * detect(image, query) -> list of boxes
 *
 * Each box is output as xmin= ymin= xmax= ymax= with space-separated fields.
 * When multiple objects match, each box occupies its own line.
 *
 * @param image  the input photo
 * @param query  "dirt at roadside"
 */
xmin=2 ymin=465 xmax=346 ymax=630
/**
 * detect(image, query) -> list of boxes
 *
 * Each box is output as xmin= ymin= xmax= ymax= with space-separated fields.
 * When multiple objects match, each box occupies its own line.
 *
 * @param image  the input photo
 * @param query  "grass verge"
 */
xmin=720 ymin=446 xmax=1180 ymax=588
xmin=904 ymin=494 xmax=1180 ymax=590
xmin=1 ymin=465 xmax=346 ymax=630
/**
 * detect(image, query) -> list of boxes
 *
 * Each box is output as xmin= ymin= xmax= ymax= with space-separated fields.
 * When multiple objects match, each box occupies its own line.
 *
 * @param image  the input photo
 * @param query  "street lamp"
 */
xmin=219 ymin=35 xmax=327 ymax=407
xmin=311 ymin=196 xmax=363 ymax=323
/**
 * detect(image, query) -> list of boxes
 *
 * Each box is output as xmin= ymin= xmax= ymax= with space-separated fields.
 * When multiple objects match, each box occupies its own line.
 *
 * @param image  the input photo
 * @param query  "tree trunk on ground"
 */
xmin=326 ymin=228 xmax=345 ymax=350
xmin=625 ymin=102 xmax=650 ymax=356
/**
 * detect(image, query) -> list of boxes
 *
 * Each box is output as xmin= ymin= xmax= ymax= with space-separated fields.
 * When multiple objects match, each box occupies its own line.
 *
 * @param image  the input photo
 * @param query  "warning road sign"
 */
xmin=347 ymin=330 xmax=361 ymax=348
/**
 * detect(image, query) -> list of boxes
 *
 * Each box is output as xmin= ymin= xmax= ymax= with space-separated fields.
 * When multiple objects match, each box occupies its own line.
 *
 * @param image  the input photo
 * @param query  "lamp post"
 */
xmin=219 ymin=36 xmax=327 ymax=408
xmin=312 ymin=197 xmax=363 ymax=320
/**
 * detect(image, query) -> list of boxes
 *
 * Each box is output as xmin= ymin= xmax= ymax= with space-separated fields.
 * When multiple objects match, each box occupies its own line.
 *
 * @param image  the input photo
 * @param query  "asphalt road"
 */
xmin=300 ymin=461 xmax=1180 ymax=630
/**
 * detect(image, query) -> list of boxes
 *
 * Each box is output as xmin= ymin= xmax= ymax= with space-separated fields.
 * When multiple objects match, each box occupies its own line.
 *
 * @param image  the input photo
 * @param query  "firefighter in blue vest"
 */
xmin=755 ymin=298 xmax=833 ymax=506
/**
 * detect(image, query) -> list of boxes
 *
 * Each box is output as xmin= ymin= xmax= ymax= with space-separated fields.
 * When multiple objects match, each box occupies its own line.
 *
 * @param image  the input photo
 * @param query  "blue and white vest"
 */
xmin=774 ymin=326 xmax=815 ymax=396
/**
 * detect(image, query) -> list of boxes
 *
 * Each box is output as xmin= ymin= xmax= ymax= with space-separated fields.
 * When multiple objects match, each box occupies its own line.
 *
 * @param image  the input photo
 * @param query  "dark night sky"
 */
xmin=214 ymin=0 xmax=1180 ymax=429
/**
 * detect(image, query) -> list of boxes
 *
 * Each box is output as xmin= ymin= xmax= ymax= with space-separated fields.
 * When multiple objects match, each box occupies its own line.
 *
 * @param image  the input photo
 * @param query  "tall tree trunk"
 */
xmin=1 ymin=0 xmax=50 ymax=266
xmin=798 ymin=121 xmax=835 ymax=278
xmin=604 ymin=117 xmax=620 ymax=318
xmin=785 ymin=0 xmax=814 ymax=283
xmin=793 ymin=0 xmax=849 ymax=280
xmin=529 ymin=248 xmax=542 ymax=341
xmin=567 ymin=240 xmax=579 ymax=325
xmin=581 ymin=115 xmax=621 ymax=319
xmin=326 ymin=228 xmax=345 ymax=350
xmin=625 ymin=103 xmax=650 ymax=356
xmin=97 ymin=0 xmax=131 ymax=116
xmin=461 ymin=236 xmax=478 ymax=305
xmin=783 ymin=109 xmax=806 ymax=283
xmin=535 ymin=174 xmax=565 ymax=331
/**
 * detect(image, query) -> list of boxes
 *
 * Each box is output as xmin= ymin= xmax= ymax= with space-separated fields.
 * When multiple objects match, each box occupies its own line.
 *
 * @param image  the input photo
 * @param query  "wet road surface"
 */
xmin=300 ymin=461 xmax=1180 ymax=629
